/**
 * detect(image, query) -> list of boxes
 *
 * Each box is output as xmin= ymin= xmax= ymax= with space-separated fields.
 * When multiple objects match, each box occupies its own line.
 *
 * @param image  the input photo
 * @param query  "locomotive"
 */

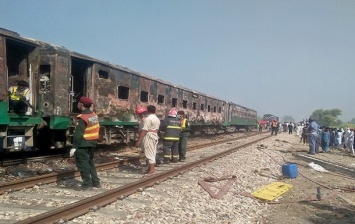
xmin=0 ymin=28 xmax=257 ymax=153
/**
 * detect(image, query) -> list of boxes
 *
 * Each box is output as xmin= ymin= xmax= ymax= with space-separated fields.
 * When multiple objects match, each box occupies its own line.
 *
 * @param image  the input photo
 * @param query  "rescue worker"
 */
xmin=271 ymin=119 xmax=278 ymax=135
xmin=135 ymin=105 xmax=160 ymax=175
xmin=8 ymin=80 xmax=31 ymax=114
xmin=160 ymin=108 xmax=181 ymax=163
xmin=70 ymin=96 xmax=101 ymax=190
xmin=177 ymin=111 xmax=190 ymax=162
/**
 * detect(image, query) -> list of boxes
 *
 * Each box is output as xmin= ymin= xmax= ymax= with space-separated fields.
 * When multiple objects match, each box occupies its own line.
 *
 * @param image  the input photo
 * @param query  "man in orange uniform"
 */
xmin=271 ymin=119 xmax=279 ymax=135
xmin=70 ymin=96 xmax=101 ymax=190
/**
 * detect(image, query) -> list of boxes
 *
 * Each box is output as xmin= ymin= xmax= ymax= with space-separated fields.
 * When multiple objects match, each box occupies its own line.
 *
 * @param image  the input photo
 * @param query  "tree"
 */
xmin=281 ymin=115 xmax=295 ymax=123
xmin=350 ymin=118 xmax=355 ymax=124
xmin=310 ymin=108 xmax=342 ymax=127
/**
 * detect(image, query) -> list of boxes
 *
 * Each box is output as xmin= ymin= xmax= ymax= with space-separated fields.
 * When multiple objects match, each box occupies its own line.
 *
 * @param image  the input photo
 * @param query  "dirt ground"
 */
xmin=262 ymin=134 xmax=355 ymax=224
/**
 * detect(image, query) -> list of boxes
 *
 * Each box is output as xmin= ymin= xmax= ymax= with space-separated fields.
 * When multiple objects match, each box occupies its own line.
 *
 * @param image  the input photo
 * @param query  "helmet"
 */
xmin=135 ymin=106 xmax=147 ymax=114
xmin=168 ymin=108 xmax=177 ymax=117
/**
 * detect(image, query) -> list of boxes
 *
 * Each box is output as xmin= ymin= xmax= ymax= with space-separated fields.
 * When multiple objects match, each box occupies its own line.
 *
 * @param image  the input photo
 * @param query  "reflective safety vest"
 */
xmin=163 ymin=117 xmax=181 ymax=141
xmin=10 ymin=87 xmax=29 ymax=101
xmin=77 ymin=112 xmax=100 ymax=140
xmin=180 ymin=118 xmax=190 ymax=132
xmin=272 ymin=121 xmax=278 ymax=128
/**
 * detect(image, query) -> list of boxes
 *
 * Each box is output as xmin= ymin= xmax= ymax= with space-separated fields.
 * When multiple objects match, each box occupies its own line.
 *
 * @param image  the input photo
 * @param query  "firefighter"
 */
xmin=177 ymin=110 xmax=190 ymax=162
xmin=160 ymin=107 xmax=181 ymax=163
xmin=70 ymin=96 xmax=101 ymax=190
xmin=8 ymin=80 xmax=31 ymax=114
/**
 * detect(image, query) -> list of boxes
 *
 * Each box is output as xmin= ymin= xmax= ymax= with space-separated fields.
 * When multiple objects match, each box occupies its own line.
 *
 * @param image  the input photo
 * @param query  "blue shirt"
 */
xmin=307 ymin=121 xmax=319 ymax=134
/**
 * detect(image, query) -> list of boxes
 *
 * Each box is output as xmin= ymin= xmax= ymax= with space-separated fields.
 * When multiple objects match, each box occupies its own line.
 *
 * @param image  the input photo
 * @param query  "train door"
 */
xmin=70 ymin=58 xmax=92 ymax=113
xmin=5 ymin=38 xmax=37 ymax=110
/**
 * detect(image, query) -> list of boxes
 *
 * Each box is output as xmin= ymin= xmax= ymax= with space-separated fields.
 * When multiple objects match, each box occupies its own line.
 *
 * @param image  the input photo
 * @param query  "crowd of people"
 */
xmin=258 ymin=118 xmax=355 ymax=156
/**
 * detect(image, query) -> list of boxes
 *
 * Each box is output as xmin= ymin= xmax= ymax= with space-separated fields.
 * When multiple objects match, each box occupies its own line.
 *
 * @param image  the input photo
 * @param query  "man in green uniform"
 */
xmin=70 ymin=96 xmax=101 ymax=190
xmin=177 ymin=111 xmax=190 ymax=162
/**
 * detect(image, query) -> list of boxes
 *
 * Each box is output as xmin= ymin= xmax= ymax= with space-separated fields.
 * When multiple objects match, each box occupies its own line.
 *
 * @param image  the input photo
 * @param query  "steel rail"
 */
xmin=0 ymin=160 xmax=129 ymax=194
xmin=18 ymin=135 xmax=271 ymax=224
xmin=0 ymin=132 xmax=262 ymax=195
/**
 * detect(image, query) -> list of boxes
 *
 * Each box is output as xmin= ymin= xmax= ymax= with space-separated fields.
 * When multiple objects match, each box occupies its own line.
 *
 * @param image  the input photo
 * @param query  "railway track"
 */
xmin=0 ymin=131 xmax=253 ymax=167
xmin=0 ymin=132 xmax=259 ymax=194
xmin=0 ymin=132 xmax=269 ymax=223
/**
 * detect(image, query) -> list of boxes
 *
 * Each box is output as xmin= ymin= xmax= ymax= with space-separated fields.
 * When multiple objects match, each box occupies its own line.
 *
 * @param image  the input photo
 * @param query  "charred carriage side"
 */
xmin=0 ymin=28 xmax=43 ymax=152
xmin=0 ymin=28 xmax=257 ymax=153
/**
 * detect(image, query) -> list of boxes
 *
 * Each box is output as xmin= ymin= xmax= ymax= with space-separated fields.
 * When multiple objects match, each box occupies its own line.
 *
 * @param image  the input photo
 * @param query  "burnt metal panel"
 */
xmin=39 ymin=44 xmax=71 ymax=116
xmin=0 ymin=36 xmax=6 ymax=100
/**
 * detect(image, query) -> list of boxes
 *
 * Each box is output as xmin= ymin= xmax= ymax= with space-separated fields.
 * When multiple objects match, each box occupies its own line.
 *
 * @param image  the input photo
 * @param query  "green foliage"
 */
xmin=342 ymin=123 xmax=355 ymax=129
xmin=310 ymin=108 xmax=342 ymax=127
xmin=281 ymin=115 xmax=295 ymax=123
xmin=350 ymin=118 xmax=355 ymax=124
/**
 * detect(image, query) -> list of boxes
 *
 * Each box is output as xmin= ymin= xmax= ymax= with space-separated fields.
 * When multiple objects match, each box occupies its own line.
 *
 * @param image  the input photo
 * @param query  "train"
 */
xmin=0 ymin=28 xmax=257 ymax=153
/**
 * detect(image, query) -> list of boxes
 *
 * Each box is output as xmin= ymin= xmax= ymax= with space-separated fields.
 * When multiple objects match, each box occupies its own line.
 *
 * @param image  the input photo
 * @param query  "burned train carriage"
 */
xmin=0 ymin=28 xmax=257 ymax=152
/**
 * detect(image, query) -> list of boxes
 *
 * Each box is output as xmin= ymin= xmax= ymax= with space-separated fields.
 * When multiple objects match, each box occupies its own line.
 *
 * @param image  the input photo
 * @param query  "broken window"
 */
xmin=183 ymin=100 xmax=188 ymax=109
xmin=172 ymin=98 xmax=177 ymax=107
xmin=219 ymin=107 xmax=222 ymax=113
xmin=140 ymin=91 xmax=149 ymax=102
xmin=39 ymin=65 xmax=50 ymax=92
xmin=158 ymin=95 xmax=164 ymax=104
xmin=200 ymin=104 xmax=204 ymax=111
xmin=118 ymin=86 xmax=129 ymax=99
xmin=208 ymin=105 xmax=211 ymax=112
xmin=193 ymin=102 xmax=197 ymax=110
xmin=213 ymin=106 xmax=217 ymax=113
xmin=98 ymin=70 xmax=109 ymax=79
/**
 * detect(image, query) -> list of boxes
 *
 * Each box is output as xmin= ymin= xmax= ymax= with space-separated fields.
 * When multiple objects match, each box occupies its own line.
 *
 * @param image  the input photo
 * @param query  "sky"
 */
xmin=1 ymin=0 xmax=355 ymax=122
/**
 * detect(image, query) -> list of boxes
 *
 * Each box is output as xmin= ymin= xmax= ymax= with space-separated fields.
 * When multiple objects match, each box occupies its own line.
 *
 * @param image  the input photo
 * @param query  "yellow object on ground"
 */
xmin=251 ymin=182 xmax=293 ymax=201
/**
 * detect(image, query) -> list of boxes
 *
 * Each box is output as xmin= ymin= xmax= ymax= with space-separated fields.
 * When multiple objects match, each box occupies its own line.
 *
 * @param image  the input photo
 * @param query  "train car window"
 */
xmin=193 ymin=102 xmax=197 ymax=110
xmin=172 ymin=98 xmax=177 ymax=107
xmin=140 ymin=91 xmax=149 ymax=102
xmin=183 ymin=100 xmax=188 ymax=109
xmin=98 ymin=70 xmax=109 ymax=79
xmin=200 ymin=104 xmax=204 ymax=111
xmin=218 ymin=107 xmax=222 ymax=113
xmin=213 ymin=106 xmax=216 ymax=113
xmin=118 ymin=86 xmax=129 ymax=99
xmin=158 ymin=95 xmax=164 ymax=104
xmin=40 ymin=65 xmax=51 ymax=92
xmin=207 ymin=105 xmax=211 ymax=112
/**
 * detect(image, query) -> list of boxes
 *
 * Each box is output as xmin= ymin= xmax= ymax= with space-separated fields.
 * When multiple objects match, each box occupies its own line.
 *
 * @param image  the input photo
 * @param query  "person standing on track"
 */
xmin=177 ymin=111 xmax=190 ymax=162
xmin=135 ymin=105 xmax=160 ymax=176
xmin=307 ymin=117 xmax=320 ymax=155
xmin=160 ymin=107 xmax=181 ymax=163
xmin=70 ymin=96 xmax=101 ymax=190
xmin=271 ymin=119 xmax=278 ymax=135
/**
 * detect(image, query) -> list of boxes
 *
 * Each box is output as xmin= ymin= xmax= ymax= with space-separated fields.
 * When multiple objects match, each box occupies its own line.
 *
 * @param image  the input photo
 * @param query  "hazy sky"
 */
xmin=1 ymin=1 xmax=354 ymax=122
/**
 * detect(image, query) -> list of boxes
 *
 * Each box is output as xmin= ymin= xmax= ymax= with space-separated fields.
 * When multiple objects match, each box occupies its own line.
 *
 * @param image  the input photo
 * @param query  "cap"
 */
xmin=135 ymin=106 xmax=147 ymax=114
xmin=168 ymin=108 xmax=177 ymax=117
xmin=177 ymin=110 xmax=185 ymax=115
xmin=18 ymin=80 xmax=29 ymax=87
xmin=79 ymin=96 xmax=93 ymax=106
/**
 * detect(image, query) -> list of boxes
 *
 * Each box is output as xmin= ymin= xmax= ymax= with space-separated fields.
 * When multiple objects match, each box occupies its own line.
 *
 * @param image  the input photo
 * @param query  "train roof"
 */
xmin=1 ymin=27 xmax=256 ymax=112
